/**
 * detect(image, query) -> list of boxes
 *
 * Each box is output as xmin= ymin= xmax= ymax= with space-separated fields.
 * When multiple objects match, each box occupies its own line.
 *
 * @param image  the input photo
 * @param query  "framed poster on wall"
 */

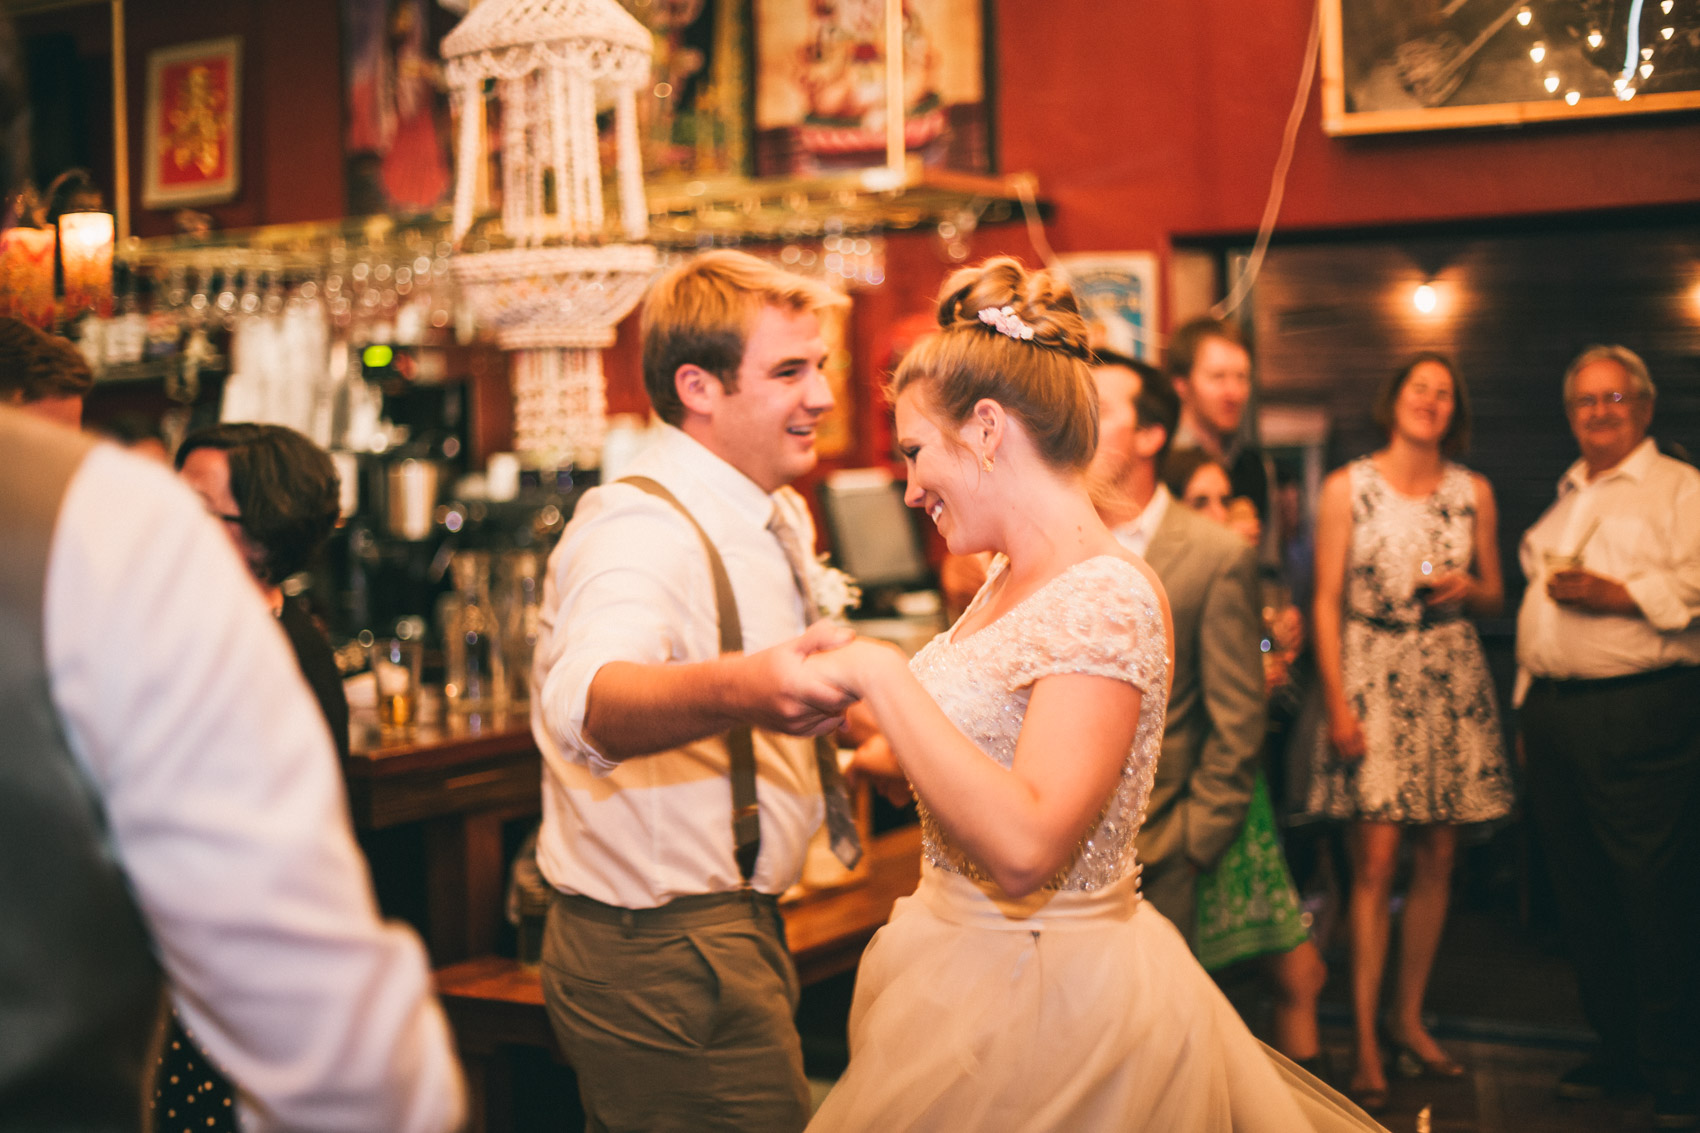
xmin=1320 ymin=0 xmax=1700 ymax=135
xmin=343 ymin=0 xmax=455 ymax=215
xmin=1059 ymin=253 xmax=1160 ymax=364
xmin=618 ymin=0 xmax=754 ymax=180
xmin=753 ymin=0 xmax=990 ymax=177
xmin=142 ymin=37 xmax=241 ymax=208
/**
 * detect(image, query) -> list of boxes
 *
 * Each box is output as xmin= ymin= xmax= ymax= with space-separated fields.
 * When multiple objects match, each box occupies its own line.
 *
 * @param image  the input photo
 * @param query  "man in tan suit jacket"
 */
xmin=1090 ymin=351 xmax=1267 ymax=941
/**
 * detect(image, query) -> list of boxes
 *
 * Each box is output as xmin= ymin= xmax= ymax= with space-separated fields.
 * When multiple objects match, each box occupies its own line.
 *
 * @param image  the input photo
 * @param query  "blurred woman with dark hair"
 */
xmin=161 ymin=423 xmax=348 ymax=1129
xmin=175 ymin=422 xmax=347 ymax=748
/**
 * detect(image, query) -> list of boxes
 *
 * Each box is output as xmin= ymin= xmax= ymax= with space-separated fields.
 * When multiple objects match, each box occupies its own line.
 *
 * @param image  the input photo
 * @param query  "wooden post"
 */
xmin=110 ymin=0 xmax=129 ymax=241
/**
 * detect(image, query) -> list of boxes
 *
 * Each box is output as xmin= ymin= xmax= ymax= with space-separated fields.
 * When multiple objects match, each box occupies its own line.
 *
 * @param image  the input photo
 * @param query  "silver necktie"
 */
xmin=769 ymin=503 xmax=864 ymax=869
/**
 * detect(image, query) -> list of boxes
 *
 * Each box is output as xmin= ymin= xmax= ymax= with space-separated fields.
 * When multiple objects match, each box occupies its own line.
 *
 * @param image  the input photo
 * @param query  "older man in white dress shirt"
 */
xmin=531 ymin=251 xmax=865 ymax=1132
xmin=1516 ymin=345 xmax=1700 ymax=1127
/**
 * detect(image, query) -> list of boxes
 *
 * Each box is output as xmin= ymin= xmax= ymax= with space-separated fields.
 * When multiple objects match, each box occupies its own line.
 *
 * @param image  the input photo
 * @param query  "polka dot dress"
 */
xmin=152 ymin=1011 xmax=237 ymax=1133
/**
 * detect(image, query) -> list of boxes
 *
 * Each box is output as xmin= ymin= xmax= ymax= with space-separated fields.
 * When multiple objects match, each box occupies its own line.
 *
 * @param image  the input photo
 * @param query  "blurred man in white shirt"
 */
xmin=0 ymin=408 xmax=463 ymax=1133
xmin=1516 ymin=345 xmax=1700 ymax=1127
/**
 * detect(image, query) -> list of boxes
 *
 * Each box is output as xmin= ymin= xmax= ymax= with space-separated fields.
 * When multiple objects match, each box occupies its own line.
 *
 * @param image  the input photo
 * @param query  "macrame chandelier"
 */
xmin=443 ymin=0 xmax=658 ymax=470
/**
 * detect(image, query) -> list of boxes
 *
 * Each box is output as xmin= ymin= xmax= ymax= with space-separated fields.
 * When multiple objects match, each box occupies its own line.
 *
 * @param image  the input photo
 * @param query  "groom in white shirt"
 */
xmin=531 ymin=250 xmax=860 ymax=1132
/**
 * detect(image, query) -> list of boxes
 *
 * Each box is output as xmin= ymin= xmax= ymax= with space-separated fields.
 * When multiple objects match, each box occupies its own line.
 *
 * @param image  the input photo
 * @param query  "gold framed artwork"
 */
xmin=342 ymin=0 xmax=456 ymax=214
xmin=143 ymin=37 xmax=241 ymax=208
xmin=618 ymin=0 xmax=754 ymax=180
xmin=1320 ymin=0 xmax=1700 ymax=136
xmin=752 ymin=0 xmax=990 ymax=176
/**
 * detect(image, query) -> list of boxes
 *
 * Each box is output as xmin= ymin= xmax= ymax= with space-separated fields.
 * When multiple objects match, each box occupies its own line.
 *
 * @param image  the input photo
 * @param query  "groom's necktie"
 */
xmin=769 ymin=502 xmax=865 ymax=870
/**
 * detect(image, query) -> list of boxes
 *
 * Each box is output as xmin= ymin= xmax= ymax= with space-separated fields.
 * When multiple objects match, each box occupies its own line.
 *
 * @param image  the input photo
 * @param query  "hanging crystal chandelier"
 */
xmin=442 ymin=0 xmax=659 ymax=471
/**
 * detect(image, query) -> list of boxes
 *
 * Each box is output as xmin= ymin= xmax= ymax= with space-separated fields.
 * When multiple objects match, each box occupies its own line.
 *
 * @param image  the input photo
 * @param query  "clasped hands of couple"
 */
xmin=742 ymin=620 xmax=913 ymax=806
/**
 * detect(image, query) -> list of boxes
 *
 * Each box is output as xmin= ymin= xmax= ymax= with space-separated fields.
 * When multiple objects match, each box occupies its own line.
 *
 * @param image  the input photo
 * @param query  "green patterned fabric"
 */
xmin=1195 ymin=770 xmax=1309 ymax=971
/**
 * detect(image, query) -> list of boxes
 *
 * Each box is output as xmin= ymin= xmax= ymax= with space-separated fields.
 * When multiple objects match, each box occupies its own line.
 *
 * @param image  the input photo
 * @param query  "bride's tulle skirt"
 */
xmin=808 ymin=865 xmax=1382 ymax=1132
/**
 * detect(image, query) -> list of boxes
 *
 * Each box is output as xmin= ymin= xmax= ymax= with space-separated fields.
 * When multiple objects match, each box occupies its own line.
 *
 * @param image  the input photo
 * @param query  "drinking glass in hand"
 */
xmin=1412 ymin=558 xmax=1437 ymax=604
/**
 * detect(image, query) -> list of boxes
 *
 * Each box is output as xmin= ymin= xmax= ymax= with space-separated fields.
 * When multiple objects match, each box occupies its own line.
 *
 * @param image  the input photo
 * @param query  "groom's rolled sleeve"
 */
xmin=535 ymin=492 xmax=707 ymax=775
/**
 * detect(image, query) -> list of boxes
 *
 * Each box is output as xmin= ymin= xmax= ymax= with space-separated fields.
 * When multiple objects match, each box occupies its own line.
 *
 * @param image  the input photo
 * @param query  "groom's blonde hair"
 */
xmin=641 ymin=250 xmax=847 ymax=426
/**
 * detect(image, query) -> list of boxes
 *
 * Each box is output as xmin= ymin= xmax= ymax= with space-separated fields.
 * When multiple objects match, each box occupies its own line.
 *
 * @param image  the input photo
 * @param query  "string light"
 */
xmin=1641 ymin=62 xmax=1655 ymax=77
xmin=1412 ymin=283 xmax=1438 ymax=314
xmin=1614 ymin=76 xmax=1629 ymax=90
xmin=1661 ymin=25 xmax=1675 ymax=39
xmin=1516 ymin=6 xmax=1532 ymax=25
xmin=1565 ymin=89 xmax=1582 ymax=104
xmin=1587 ymin=28 xmax=1603 ymax=48
xmin=1544 ymin=72 xmax=1560 ymax=92
xmin=1619 ymin=85 xmax=1637 ymax=99
xmin=1662 ymin=0 xmax=1673 ymax=11
xmin=1643 ymin=46 xmax=1655 ymax=59
xmin=1529 ymin=41 xmax=1546 ymax=62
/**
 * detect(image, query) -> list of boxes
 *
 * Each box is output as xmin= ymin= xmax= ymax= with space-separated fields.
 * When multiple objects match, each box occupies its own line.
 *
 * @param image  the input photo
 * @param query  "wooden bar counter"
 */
xmin=345 ymin=706 xmax=541 ymax=963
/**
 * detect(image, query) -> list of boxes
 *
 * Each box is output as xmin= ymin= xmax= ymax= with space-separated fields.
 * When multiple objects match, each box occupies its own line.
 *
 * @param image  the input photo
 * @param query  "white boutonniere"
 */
xmin=808 ymin=555 xmax=862 ymax=620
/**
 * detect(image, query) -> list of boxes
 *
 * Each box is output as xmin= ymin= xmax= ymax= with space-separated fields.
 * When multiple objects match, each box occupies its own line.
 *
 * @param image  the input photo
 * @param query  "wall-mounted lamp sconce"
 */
xmin=1412 ymin=282 xmax=1439 ymax=314
xmin=58 ymin=210 xmax=115 ymax=318
xmin=0 ymin=219 xmax=57 ymax=330
xmin=41 ymin=169 xmax=115 ymax=323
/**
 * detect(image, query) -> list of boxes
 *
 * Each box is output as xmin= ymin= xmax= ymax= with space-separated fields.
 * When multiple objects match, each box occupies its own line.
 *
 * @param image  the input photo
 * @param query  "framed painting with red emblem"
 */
xmin=143 ymin=37 xmax=241 ymax=208
xmin=753 ymin=0 xmax=991 ymax=177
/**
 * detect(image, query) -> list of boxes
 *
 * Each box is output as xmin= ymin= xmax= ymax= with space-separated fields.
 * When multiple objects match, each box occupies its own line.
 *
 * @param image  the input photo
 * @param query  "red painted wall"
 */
xmin=40 ymin=2 xmax=1700 ymax=250
xmin=118 ymin=0 xmax=345 ymax=236
xmin=993 ymin=0 xmax=1700 ymax=250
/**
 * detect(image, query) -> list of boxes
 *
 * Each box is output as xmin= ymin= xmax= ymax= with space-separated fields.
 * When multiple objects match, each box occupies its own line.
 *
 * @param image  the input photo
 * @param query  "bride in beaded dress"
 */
xmin=803 ymin=258 xmax=1382 ymax=1131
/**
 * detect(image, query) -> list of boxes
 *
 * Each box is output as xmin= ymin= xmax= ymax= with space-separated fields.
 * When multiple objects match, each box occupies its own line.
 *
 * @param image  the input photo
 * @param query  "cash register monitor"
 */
xmin=817 ymin=467 xmax=932 ymax=603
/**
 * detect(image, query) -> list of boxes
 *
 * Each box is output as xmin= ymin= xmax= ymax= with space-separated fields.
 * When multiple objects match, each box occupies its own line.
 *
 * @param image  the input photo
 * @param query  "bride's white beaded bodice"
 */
xmin=908 ymin=554 xmax=1170 ymax=892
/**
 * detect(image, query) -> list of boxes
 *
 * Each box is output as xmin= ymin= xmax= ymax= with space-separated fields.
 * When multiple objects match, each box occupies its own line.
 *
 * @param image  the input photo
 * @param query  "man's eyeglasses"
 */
xmin=1566 ymin=390 xmax=1645 ymax=412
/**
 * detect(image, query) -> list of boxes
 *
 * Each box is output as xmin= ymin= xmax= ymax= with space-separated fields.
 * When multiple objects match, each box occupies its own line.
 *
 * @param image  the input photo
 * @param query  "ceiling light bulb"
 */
xmin=1517 ymin=6 xmax=1532 ymax=24
xmin=1565 ymin=89 xmax=1582 ymax=104
xmin=1529 ymin=41 xmax=1547 ymax=62
xmin=1413 ymin=284 xmax=1438 ymax=314
xmin=1587 ymin=29 xmax=1603 ymax=48
xmin=1544 ymin=72 xmax=1560 ymax=92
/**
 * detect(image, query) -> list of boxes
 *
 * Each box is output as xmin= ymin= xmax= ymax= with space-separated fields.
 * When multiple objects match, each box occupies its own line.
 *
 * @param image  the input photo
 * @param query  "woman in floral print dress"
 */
xmin=1310 ymin=353 xmax=1514 ymax=1112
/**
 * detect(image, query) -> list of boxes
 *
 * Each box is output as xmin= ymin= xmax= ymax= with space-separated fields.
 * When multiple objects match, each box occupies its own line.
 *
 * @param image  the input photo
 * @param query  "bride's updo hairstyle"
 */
xmin=892 ymin=256 xmax=1098 ymax=472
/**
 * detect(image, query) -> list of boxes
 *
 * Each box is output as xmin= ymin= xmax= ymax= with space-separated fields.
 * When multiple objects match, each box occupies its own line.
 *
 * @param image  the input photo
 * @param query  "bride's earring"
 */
xmin=981 ymin=452 xmax=995 ymax=472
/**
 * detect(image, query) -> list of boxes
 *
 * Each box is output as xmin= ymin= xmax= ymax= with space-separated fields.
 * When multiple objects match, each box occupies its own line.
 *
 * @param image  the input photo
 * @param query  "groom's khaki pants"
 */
xmin=540 ymin=888 xmax=811 ymax=1133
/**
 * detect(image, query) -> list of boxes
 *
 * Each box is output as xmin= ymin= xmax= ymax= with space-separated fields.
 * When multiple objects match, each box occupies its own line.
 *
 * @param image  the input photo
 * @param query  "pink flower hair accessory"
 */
xmin=977 ymin=305 xmax=1035 ymax=341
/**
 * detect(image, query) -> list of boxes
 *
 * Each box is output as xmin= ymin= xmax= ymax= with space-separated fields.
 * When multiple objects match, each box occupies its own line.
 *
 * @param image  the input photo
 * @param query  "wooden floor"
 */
xmin=498 ymin=831 xmax=1642 ymax=1132
xmin=1318 ymin=1037 xmax=1648 ymax=1133
xmin=798 ymin=880 xmax=1639 ymax=1133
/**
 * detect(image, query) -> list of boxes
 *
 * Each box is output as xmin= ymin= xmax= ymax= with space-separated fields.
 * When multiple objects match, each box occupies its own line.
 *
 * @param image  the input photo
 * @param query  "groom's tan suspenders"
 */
xmin=618 ymin=476 xmax=763 ymax=883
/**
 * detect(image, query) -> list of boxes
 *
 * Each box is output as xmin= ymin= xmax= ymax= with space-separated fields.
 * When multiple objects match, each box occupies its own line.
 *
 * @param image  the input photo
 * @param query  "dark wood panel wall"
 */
xmin=1251 ymin=220 xmax=1700 ymax=618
